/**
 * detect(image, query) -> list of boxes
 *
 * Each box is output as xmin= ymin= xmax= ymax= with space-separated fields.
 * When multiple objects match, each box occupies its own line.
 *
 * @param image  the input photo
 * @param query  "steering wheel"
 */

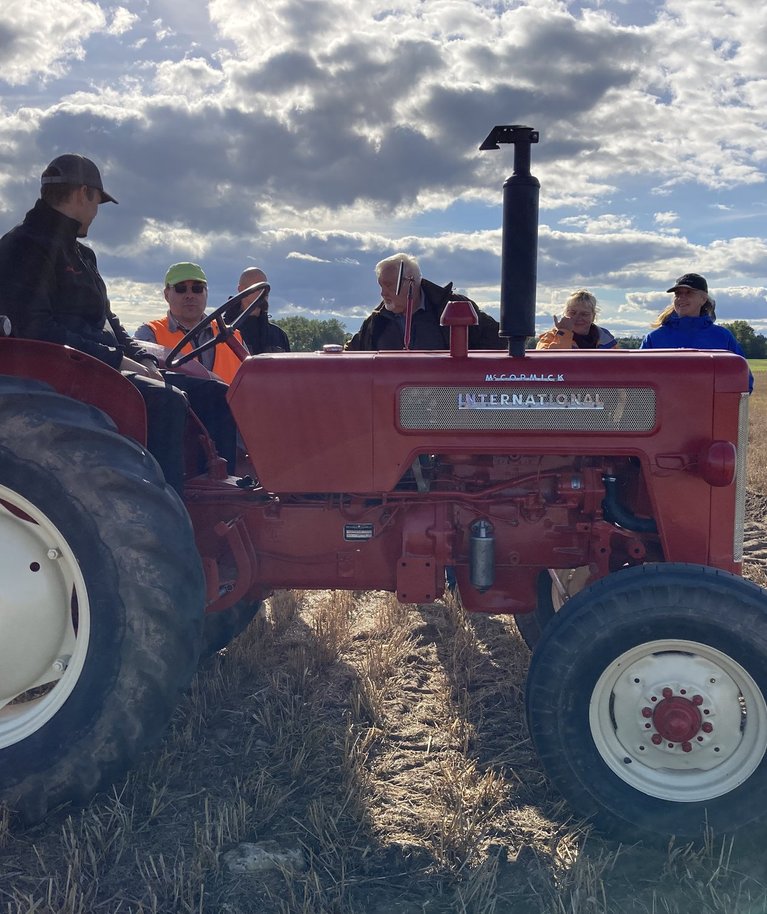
xmin=165 ymin=282 xmax=270 ymax=370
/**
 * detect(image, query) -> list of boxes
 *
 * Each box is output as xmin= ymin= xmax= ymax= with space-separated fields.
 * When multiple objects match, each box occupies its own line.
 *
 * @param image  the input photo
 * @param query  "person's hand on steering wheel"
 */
xmin=165 ymin=282 xmax=269 ymax=371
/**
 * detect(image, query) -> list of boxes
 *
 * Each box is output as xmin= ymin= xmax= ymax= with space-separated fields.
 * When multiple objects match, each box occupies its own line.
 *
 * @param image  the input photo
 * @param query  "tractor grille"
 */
xmin=734 ymin=392 xmax=749 ymax=562
xmin=399 ymin=386 xmax=656 ymax=432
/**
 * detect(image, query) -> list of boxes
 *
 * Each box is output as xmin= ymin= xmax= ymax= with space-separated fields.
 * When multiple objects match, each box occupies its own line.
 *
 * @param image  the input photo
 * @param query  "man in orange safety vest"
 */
xmin=134 ymin=262 xmax=244 ymax=384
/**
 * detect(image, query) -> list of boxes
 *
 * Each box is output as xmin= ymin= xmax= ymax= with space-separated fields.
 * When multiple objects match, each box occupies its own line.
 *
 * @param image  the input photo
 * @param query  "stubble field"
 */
xmin=2 ymin=378 xmax=767 ymax=914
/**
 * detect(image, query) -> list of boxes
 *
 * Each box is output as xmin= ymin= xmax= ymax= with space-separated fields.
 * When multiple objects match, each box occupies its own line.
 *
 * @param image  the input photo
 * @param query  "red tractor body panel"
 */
xmin=230 ymin=348 xmax=745 ymax=493
xmin=195 ymin=345 xmax=751 ymax=615
xmin=2 ymin=336 xmax=748 ymax=618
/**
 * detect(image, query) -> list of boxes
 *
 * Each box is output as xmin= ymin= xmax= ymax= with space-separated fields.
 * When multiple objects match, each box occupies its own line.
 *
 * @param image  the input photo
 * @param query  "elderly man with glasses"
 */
xmin=345 ymin=252 xmax=503 ymax=351
xmin=134 ymin=262 xmax=244 ymax=384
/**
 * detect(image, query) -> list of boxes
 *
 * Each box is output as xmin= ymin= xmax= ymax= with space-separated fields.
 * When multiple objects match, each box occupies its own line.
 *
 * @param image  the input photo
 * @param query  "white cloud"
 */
xmin=0 ymin=0 xmax=763 ymax=340
xmin=287 ymin=252 xmax=331 ymax=263
xmin=107 ymin=7 xmax=139 ymax=36
xmin=0 ymin=0 xmax=106 ymax=85
xmin=560 ymin=213 xmax=635 ymax=232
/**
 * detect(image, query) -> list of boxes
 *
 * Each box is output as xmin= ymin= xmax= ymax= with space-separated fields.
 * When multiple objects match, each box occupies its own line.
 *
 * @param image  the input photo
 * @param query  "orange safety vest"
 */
xmin=147 ymin=317 xmax=244 ymax=384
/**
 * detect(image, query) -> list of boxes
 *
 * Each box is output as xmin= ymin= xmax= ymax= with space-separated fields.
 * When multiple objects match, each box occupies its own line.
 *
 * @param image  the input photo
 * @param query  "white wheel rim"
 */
xmin=589 ymin=639 xmax=767 ymax=802
xmin=0 ymin=484 xmax=90 ymax=747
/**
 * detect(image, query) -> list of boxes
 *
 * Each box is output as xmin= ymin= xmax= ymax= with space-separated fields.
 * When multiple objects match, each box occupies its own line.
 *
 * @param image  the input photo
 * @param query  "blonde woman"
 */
xmin=641 ymin=272 xmax=752 ymax=392
xmin=536 ymin=289 xmax=616 ymax=350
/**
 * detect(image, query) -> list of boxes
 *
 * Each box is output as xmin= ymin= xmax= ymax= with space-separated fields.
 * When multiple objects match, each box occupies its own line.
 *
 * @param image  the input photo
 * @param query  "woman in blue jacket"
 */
xmin=641 ymin=272 xmax=753 ymax=392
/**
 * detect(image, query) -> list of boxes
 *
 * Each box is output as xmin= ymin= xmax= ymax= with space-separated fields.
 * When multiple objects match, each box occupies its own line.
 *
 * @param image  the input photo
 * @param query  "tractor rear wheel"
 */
xmin=0 ymin=378 xmax=204 ymax=821
xmin=525 ymin=563 xmax=767 ymax=840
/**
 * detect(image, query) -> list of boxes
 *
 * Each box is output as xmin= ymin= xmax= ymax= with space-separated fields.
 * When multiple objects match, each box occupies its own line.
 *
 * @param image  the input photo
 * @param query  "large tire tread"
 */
xmin=0 ymin=377 xmax=204 ymax=821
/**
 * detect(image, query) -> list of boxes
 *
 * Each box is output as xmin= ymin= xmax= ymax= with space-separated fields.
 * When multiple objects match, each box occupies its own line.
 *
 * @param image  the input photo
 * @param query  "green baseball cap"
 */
xmin=164 ymin=262 xmax=207 ymax=286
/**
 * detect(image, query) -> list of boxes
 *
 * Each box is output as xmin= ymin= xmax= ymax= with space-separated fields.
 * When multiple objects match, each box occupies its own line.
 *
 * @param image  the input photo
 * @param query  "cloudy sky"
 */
xmin=1 ymin=0 xmax=765 ymax=339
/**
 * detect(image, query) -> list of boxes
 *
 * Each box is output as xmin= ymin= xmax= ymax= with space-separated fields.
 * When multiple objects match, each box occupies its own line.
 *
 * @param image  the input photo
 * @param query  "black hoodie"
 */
xmin=0 ymin=199 xmax=151 ymax=368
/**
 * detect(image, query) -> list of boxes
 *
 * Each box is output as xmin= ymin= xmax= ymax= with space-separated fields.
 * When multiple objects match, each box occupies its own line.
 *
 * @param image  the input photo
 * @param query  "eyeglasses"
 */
xmin=172 ymin=282 xmax=206 ymax=294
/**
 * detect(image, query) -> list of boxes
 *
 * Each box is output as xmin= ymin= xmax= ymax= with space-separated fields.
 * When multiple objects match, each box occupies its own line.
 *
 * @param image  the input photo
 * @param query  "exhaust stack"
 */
xmin=479 ymin=125 xmax=540 ymax=357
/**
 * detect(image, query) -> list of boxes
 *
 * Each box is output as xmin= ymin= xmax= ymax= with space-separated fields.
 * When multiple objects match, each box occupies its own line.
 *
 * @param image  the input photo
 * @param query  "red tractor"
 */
xmin=0 ymin=127 xmax=763 ymax=841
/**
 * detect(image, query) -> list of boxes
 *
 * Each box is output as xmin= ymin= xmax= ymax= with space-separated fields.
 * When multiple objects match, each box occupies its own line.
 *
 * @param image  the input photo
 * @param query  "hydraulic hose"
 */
xmin=601 ymin=475 xmax=658 ymax=533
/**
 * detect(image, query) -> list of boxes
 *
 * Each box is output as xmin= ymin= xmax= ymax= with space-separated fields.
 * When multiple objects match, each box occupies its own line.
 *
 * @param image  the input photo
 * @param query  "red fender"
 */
xmin=0 ymin=338 xmax=147 ymax=443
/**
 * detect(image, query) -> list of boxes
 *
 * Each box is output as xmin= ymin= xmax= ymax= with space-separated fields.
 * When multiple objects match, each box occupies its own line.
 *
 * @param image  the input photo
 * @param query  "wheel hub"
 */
xmin=590 ymin=640 xmax=767 ymax=802
xmin=650 ymin=691 xmax=703 ymax=747
xmin=0 ymin=486 xmax=88 ymax=749
xmin=617 ymin=657 xmax=737 ymax=769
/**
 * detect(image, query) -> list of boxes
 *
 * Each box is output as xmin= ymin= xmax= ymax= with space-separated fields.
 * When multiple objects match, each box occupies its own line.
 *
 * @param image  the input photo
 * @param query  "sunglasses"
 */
xmin=172 ymin=282 xmax=206 ymax=294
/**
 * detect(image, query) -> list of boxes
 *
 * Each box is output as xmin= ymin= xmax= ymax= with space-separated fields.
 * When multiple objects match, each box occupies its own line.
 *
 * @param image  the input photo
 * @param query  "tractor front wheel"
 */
xmin=525 ymin=563 xmax=767 ymax=840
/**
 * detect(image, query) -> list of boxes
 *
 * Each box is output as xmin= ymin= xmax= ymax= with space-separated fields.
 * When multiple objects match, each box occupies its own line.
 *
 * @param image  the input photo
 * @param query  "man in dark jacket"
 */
xmin=345 ymin=252 xmax=503 ymax=351
xmin=0 ymin=153 xmax=235 ymax=493
xmin=224 ymin=266 xmax=290 ymax=353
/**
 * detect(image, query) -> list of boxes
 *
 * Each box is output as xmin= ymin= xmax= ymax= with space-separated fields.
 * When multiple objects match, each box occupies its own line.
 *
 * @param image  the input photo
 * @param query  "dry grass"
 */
xmin=2 ymin=402 xmax=767 ymax=913
xmin=5 ymin=589 xmax=767 ymax=914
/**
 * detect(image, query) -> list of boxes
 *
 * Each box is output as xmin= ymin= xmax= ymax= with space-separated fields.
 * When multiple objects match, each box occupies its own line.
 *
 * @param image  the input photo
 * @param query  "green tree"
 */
xmin=615 ymin=337 xmax=643 ymax=349
xmin=720 ymin=321 xmax=767 ymax=358
xmin=274 ymin=317 xmax=350 ymax=352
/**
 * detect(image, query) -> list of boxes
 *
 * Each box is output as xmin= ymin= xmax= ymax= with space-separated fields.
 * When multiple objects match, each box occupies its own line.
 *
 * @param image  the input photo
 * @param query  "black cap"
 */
xmin=666 ymin=273 xmax=707 ymax=294
xmin=41 ymin=154 xmax=118 ymax=204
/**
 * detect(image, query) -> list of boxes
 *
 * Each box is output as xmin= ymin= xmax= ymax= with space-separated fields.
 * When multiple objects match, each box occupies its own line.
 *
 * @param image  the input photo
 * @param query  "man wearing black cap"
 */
xmin=640 ymin=272 xmax=753 ymax=392
xmin=0 ymin=154 xmax=159 ymax=376
xmin=0 ymin=153 xmax=236 ymax=492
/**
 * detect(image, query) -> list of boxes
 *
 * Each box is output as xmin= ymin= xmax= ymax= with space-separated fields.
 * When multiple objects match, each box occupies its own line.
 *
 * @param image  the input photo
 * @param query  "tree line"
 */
xmin=273 ymin=317 xmax=348 ymax=351
xmin=274 ymin=317 xmax=767 ymax=358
